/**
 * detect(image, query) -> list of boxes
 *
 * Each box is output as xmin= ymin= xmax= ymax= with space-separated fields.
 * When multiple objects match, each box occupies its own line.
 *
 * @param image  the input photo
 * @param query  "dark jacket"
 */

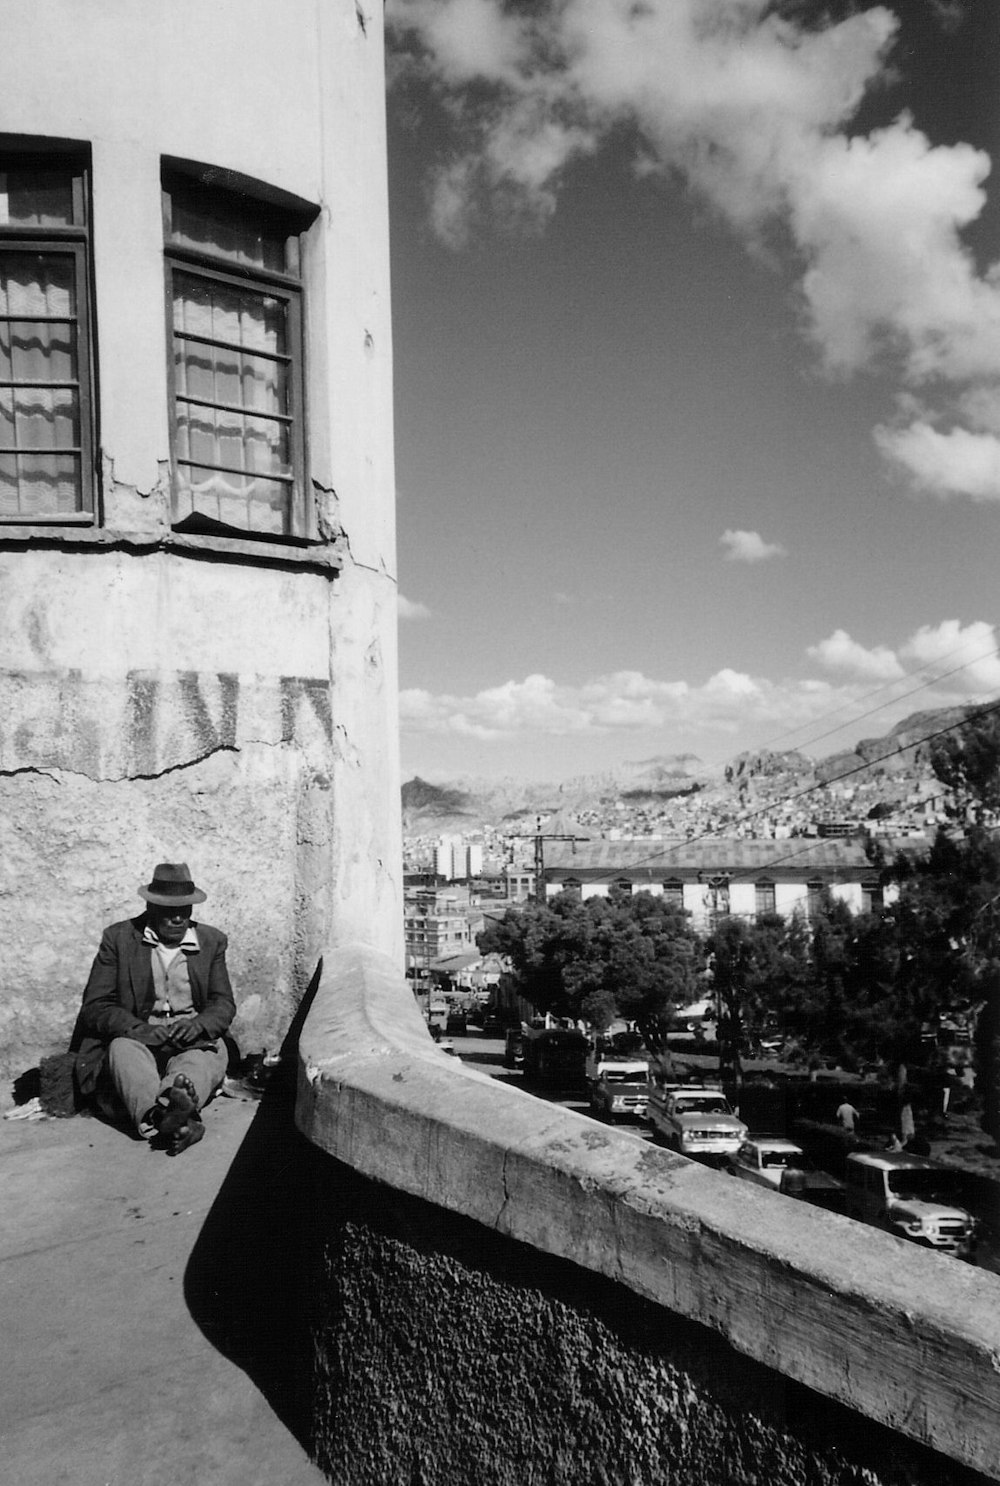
xmin=75 ymin=915 xmax=236 ymax=1096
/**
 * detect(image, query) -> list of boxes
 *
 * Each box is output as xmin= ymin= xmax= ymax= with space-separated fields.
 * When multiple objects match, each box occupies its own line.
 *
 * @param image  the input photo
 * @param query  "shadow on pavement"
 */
xmin=183 ymin=967 xmax=327 ymax=1451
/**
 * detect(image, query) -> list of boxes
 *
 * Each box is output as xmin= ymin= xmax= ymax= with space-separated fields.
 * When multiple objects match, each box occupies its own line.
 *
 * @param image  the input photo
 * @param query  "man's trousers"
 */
xmin=99 ymin=1036 xmax=229 ymax=1136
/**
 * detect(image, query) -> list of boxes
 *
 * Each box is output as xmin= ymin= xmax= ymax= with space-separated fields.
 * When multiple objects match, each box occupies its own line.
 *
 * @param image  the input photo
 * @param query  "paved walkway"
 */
xmin=0 ymin=1084 xmax=330 ymax=1486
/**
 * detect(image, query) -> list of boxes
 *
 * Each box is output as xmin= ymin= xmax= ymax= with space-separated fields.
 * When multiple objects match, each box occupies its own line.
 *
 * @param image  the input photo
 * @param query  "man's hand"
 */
xmin=166 ymin=1019 xmax=204 ymax=1048
xmin=128 ymin=1022 xmax=171 ymax=1047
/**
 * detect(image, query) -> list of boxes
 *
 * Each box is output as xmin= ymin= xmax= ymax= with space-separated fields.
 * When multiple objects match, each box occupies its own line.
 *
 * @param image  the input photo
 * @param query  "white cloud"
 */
xmin=873 ymin=422 xmax=1000 ymax=501
xmin=401 ymin=665 xmax=834 ymax=745
xmin=719 ymin=528 xmax=786 ymax=563
xmin=388 ymin=0 xmax=1000 ymax=500
xmin=807 ymin=629 xmax=904 ymax=682
xmin=398 ymin=593 xmax=432 ymax=620
xmin=807 ymin=619 xmax=1000 ymax=695
xmin=399 ymin=619 xmax=1000 ymax=757
xmin=899 ymin=620 xmax=1000 ymax=696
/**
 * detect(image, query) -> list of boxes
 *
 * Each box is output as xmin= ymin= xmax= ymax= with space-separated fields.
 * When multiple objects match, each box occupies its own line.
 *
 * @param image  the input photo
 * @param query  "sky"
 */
xmin=384 ymin=0 xmax=1000 ymax=784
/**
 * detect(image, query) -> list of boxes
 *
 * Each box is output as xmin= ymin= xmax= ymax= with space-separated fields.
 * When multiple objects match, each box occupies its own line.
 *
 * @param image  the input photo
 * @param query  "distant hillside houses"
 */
xmin=542 ymin=838 xmax=912 ymax=927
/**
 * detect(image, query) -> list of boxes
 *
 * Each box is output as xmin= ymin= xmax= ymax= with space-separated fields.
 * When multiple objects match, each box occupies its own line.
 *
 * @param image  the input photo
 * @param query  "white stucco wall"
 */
xmin=727 ymin=882 xmax=756 ymax=919
xmin=0 ymin=0 xmax=402 ymax=1077
xmin=775 ymin=882 xmax=810 ymax=918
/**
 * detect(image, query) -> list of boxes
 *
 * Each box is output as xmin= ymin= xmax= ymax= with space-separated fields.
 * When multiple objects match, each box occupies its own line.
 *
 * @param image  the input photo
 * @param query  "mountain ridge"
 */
xmin=401 ymin=704 xmax=978 ymax=834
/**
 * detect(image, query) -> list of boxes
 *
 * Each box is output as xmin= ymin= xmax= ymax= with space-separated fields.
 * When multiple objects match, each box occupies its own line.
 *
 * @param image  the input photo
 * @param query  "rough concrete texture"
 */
xmin=305 ymin=1159 xmax=992 ymax=1486
xmin=0 ymin=1086 xmax=330 ymax=1486
xmin=297 ymin=944 xmax=1000 ymax=1482
xmin=0 ymin=744 xmax=333 ymax=1081
xmin=0 ymin=547 xmax=346 ymax=1083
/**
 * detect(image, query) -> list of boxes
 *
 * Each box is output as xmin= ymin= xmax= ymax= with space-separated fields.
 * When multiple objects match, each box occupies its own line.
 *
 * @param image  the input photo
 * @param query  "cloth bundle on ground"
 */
xmin=9 ymin=1053 xmax=80 ymax=1118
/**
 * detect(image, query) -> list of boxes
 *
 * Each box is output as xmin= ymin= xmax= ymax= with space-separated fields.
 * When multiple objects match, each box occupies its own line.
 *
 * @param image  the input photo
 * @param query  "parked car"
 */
xmin=728 ymin=1136 xmax=846 ymax=1210
xmin=590 ymin=1064 xmax=649 ymax=1122
xmin=646 ymin=1082 xmax=747 ymax=1162
xmin=844 ymin=1151 xmax=976 ymax=1259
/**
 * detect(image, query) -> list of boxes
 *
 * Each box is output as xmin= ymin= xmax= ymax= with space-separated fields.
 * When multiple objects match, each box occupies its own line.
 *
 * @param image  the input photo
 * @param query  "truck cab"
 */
xmin=647 ymin=1081 xmax=747 ymax=1162
xmin=589 ymin=1060 xmax=649 ymax=1122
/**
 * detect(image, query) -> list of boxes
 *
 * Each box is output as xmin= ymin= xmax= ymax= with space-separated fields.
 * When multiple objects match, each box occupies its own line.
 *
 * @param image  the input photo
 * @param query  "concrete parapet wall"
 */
xmin=297 ymin=943 xmax=1000 ymax=1484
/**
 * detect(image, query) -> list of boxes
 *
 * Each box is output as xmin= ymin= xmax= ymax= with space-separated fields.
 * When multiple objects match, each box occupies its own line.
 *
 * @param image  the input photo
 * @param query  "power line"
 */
xmin=688 ymin=637 xmax=1000 ymax=779
xmin=550 ymin=695 xmax=1000 ymax=880
xmin=766 ymin=645 xmax=1000 ymax=762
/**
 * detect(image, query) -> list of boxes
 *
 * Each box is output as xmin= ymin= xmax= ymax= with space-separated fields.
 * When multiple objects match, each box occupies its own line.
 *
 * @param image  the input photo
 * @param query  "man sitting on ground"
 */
xmin=75 ymin=863 xmax=236 ymax=1154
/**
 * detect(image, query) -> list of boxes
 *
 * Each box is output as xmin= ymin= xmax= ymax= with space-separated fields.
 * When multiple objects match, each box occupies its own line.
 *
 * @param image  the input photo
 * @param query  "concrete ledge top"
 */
xmin=296 ymin=941 xmax=1000 ymax=1482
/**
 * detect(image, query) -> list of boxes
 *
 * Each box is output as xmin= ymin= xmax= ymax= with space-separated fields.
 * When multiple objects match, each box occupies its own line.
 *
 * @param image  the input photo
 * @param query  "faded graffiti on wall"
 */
xmin=1 ymin=669 xmax=334 ymax=779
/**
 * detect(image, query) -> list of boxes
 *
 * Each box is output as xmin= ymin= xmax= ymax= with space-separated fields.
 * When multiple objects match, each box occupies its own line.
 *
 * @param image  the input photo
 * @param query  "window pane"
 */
xmin=168 ymin=178 xmax=288 ymax=273
xmin=0 ymin=251 xmax=74 ymax=317
xmin=0 ymin=168 xmax=75 ymax=227
xmin=244 ymin=414 xmax=289 ymax=473
xmin=0 ymin=450 xmax=80 ymax=516
xmin=241 ymin=349 xmax=287 ymax=413
xmin=2 ymin=318 xmax=77 ymax=385
xmin=174 ymin=463 xmax=290 ymax=536
xmin=171 ymin=262 xmax=294 ymax=533
xmin=13 ymin=386 xmax=79 ymax=449
xmin=0 ymin=171 xmax=92 ymax=521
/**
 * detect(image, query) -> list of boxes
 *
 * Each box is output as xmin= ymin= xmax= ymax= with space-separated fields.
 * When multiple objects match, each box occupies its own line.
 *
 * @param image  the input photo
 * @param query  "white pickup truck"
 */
xmin=646 ymin=1082 xmax=747 ymax=1161
xmin=589 ymin=1060 xmax=649 ymax=1121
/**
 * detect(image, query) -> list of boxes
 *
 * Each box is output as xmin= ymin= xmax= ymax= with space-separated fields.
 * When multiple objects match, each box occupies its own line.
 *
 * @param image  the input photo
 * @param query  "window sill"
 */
xmin=0 ymin=522 xmax=345 ymax=573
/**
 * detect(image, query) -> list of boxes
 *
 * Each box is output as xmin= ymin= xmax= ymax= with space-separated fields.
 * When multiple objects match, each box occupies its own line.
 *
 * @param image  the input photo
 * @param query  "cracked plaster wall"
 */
xmin=0 ymin=543 xmax=398 ymax=1084
xmin=0 ymin=0 xmax=402 ymax=1087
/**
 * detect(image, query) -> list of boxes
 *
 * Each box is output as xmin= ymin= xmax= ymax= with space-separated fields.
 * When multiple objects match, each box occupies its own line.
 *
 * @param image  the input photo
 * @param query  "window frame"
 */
xmin=162 ymin=174 xmax=311 ymax=543
xmin=662 ymin=877 xmax=684 ymax=909
xmin=860 ymin=880 xmax=884 ymax=915
xmin=806 ymin=878 xmax=824 ymax=918
xmin=0 ymin=155 xmax=96 ymax=524
xmin=754 ymin=879 xmax=776 ymax=919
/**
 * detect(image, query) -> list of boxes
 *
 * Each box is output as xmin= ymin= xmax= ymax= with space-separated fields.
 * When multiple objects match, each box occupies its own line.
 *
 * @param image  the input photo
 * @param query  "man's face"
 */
xmin=149 ymin=903 xmax=193 ymax=945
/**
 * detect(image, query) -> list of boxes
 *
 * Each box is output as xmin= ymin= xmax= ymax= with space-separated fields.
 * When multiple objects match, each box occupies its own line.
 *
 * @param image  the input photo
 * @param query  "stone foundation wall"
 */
xmin=303 ymin=1158 xmax=990 ymax=1486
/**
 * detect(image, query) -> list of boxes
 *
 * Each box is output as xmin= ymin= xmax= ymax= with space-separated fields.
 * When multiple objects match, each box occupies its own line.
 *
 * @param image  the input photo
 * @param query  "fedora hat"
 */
xmin=138 ymin=862 xmax=207 ymax=906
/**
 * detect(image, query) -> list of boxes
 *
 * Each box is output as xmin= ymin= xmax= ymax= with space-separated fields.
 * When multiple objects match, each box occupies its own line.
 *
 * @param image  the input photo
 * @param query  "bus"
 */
xmin=520 ymin=1024 xmax=589 ymax=1090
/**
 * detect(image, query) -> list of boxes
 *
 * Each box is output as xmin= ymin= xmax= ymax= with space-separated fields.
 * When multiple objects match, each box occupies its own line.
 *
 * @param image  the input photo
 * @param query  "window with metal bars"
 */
xmin=163 ymin=171 xmax=310 ymax=539
xmin=0 ymin=155 xmax=94 ymax=522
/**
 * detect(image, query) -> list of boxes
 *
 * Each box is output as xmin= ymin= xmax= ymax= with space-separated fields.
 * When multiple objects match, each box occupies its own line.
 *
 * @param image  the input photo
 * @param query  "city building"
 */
xmin=504 ymin=866 xmax=536 ymax=901
xmin=403 ymin=886 xmax=483 ymax=976
xmin=542 ymin=838 xmax=898 ymax=925
xmin=434 ymin=835 xmax=484 ymax=881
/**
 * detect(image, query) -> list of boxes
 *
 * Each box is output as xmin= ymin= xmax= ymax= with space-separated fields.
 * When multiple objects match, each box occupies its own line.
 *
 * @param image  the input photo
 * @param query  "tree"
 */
xmin=477 ymin=888 xmax=699 ymax=1051
xmin=706 ymin=916 xmax=755 ymax=1094
xmin=930 ymin=704 xmax=1000 ymax=822
xmin=914 ymin=704 xmax=1000 ymax=1138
